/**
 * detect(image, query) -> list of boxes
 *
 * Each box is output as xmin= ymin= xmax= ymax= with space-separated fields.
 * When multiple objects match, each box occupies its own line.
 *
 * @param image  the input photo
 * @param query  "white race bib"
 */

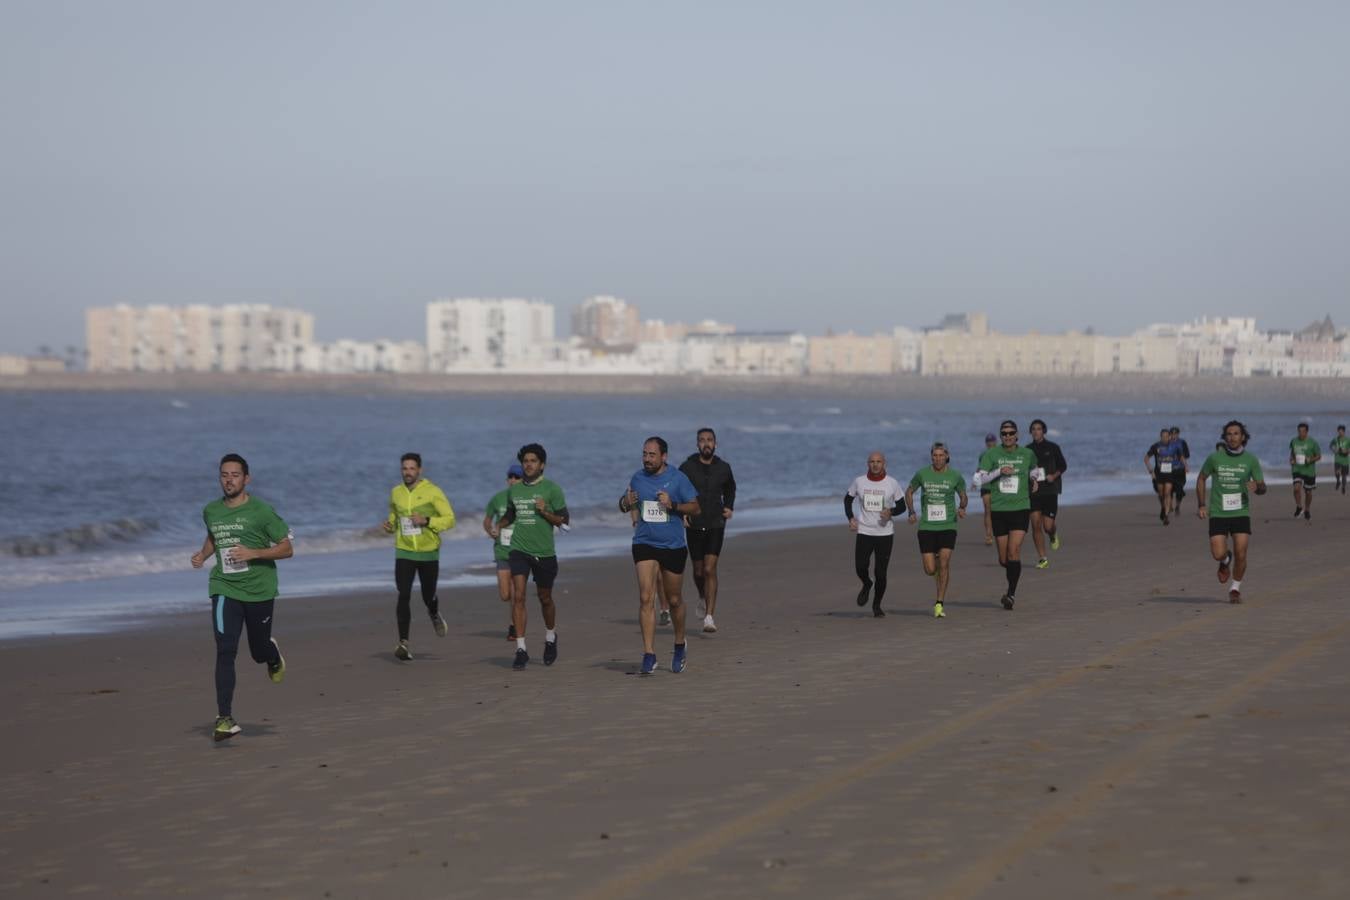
xmin=926 ymin=503 xmax=948 ymax=523
xmin=1030 ymin=467 xmax=1046 ymax=482
xmin=399 ymin=516 xmax=422 ymax=536
xmin=1294 ymin=453 xmax=1307 ymax=466
xmin=642 ymin=500 xmax=669 ymax=524
xmin=1159 ymin=461 xmax=1173 ymax=474
xmin=1221 ymin=493 xmax=1242 ymax=512
xmin=219 ymin=547 xmax=249 ymax=575
xmin=862 ymin=491 xmax=884 ymax=512
xmin=499 ymin=526 xmax=513 ymax=548
xmin=999 ymin=475 xmax=1018 ymax=494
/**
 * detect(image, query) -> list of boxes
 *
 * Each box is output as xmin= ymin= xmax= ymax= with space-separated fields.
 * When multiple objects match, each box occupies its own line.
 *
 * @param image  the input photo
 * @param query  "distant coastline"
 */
xmin=5 ymin=371 xmax=1350 ymax=402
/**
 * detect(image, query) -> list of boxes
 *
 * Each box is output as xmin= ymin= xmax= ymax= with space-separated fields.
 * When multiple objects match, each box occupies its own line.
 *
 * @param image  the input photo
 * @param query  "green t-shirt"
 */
xmin=1200 ymin=450 xmax=1264 ymax=518
xmin=1331 ymin=435 xmax=1350 ymax=464
xmin=978 ymin=446 xmax=1038 ymax=512
xmin=1289 ymin=437 xmax=1320 ymax=477
xmin=203 ymin=496 xmax=289 ymax=602
xmin=486 ymin=488 xmax=512 ymax=562
xmin=908 ymin=466 xmax=966 ymax=532
xmin=506 ymin=477 xmax=567 ymax=559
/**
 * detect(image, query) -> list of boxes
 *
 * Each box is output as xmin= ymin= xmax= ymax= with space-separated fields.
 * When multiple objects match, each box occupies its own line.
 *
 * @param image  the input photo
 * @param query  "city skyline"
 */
xmin=4 ymin=2 xmax=1350 ymax=353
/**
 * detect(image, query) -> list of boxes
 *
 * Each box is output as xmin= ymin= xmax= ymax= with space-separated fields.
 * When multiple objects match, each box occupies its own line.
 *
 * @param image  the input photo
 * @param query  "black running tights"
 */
xmin=855 ymin=534 xmax=894 ymax=603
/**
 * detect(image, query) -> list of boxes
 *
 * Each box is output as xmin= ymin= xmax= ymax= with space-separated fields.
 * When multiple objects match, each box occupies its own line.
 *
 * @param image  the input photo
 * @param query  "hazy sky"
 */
xmin=3 ymin=0 xmax=1348 ymax=353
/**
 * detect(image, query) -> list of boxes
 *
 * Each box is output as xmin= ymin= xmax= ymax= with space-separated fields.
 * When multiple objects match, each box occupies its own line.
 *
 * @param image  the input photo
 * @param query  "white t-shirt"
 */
xmin=847 ymin=474 xmax=904 ymax=536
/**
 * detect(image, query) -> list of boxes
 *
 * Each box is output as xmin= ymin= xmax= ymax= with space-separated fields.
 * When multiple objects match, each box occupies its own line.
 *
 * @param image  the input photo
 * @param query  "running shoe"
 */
xmin=213 ymin=715 xmax=241 ymax=742
xmin=640 ymin=652 xmax=658 ymax=675
xmin=1000 ymin=593 xmax=1015 ymax=611
xmin=1304 ymin=510 xmax=1311 ymax=521
xmin=1050 ymin=532 xmax=1061 ymax=550
xmin=1229 ymin=589 xmax=1242 ymax=604
xmin=933 ymin=602 xmax=945 ymax=618
xmin=1294 ymin=506 xmax=1302 ymax=518
xmin=395 ymin=640 xmax=413 ymax=661
xmin=1162 ymin=513 xmax=1170 ymax=526
xmin=872 ymin=605 xmax=886 ymax=618
xmin=507 ymin=623 xmax=517 ymax=641
xmin=267 ymin=639 xmax=285 ymax=684
xmin=671 ymin=644 xmax=687 ymax=674
xmin=856 ymin=584 xmax=871 ymax=607
xmin=1035 ymin=557 xmax=1050 ymax=570
xmin=702 ymin=615 xmax=717 ymax=633
xmin=1217 ymin=553 xmax=1231 ymax=584
xmin=658 ymin=609 xmax=671 ymax=627
xmin=543 ymin=637 xmax=558 ymax=666
xmin=431 ymin=612 xmax=448 ymax=638
xmin=512 ymin=648 xmax=529 ymax=670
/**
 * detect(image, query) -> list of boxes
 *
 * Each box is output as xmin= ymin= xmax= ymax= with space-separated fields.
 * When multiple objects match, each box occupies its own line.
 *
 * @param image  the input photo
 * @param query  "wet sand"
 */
xmin=1 ymin=493 xmax=1349 ymax=898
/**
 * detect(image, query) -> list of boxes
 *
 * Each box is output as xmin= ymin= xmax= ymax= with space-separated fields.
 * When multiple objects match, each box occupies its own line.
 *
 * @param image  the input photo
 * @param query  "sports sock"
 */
xmin=1230 ymin=580 xmax=1242 ymax=592
xmin=515 ymin=637 xmax=527 ymax=651
xmin=1006 ymin=560 xmax=1022 ymax=594
xmin=545 ymin=629 xmax=557 ymax=643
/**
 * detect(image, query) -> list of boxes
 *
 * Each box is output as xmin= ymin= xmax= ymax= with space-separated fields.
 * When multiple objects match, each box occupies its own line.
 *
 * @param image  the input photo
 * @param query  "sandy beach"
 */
xmin=2 ymin=493 xmax=1349 ymax=898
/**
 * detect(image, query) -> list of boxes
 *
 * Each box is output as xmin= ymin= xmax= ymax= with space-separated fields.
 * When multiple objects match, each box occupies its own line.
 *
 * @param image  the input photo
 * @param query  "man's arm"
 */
xmin=722 ymin=466 xmax=737 ymax=513
xmin=1195 ymin=471 xmax=1209 ymax=517
xmin=904 ymin=485 xmax=917 ymax=521
xmin=190 ymin=533 xmax=215 ymax=568
xmin=232 ymin=537 xmax=294 ymax=563
xmin=425 ymin=491 xmax=456 ymax=532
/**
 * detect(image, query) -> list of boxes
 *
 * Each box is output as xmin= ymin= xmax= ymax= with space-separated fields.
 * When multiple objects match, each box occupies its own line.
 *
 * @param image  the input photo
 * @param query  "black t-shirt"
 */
xmin=1029 ymin=439 xmax=1068 ymax=496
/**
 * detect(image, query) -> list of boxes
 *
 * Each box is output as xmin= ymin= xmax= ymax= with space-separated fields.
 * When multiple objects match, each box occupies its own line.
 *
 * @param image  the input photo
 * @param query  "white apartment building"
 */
xmin=300 ymin=339 xmax=427 ymax=374
xmin=85 ymin=304 xmax=314 ymax=372
xmin=572 ymin=295 xmax=640 ymax=347
xmin=892 ymin=326 xmax=922 ymax=373
xmin=426 ymin=298 xmax=555 ymax=372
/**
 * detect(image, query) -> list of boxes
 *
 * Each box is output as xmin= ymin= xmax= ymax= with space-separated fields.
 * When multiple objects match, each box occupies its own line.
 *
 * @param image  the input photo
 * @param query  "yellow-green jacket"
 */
xmin=388 ymin=479 xmax=456 ymax=560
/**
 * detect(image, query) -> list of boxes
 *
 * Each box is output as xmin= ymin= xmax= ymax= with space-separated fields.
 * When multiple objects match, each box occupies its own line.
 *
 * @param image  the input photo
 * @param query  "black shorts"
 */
xmin=1029 ymin=494 xmax=1059 ymax=517
xmin=685 ymin=527 xmax=725 ymax=561
xmin=1171 ymin=470 xmax=1187 ymax=490
xmin=632 ymin=543 xmax=688 ymax=574
xmin=507 ymin=551 xmax=559 ymax=588
xmin=917 ymin=530 xmax=957 ymax=554
xmin=1335 ymin=462 xmax=1348 ymax=476
xmin=1153 ymin=476 xmax=1174 ymax=490
xmin=1208 ymin=516 xmax=1251 ymax=537
xmin=1293 ymin=473 xmax=1316 ymax=489
xmin=990 ymin=509 xmax=1031 ymax=537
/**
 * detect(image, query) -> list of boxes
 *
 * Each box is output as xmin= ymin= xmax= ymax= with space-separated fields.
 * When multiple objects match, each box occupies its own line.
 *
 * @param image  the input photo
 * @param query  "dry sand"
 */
xmin=1 ymin=494 xmax=1349 ymax=898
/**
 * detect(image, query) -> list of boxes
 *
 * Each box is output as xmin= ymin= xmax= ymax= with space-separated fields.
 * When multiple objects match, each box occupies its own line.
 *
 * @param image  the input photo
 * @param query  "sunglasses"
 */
xmin=1000 ymin=430 xmax=1017 ymax=436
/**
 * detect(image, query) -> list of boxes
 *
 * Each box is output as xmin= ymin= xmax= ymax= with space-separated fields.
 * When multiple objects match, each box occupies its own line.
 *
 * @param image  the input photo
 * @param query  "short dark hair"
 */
xmin=697 ymin=427 xmax=716 ymax=441
xmin=1298 ymin=421 xmax=1309 ymax=430
xmin=1339 ymin=424 xmax=1346 ymax=432
xmin=1000 ymin=419 xmax=1017 ymax=432
xmin=644 ymin=436 xmax=669 ymax=455
xmin=220 ymin=453 xmax=249 ymax=476
xmin=1030 ymin=418 xmax=1047 ymax=432
xmin=401 ymin=452 xmax=421 ymax=466
xmin=1169 ymin=426 xmax=1181 ymax=434
xmin=518 ymin=443 xmax=547 ymax=465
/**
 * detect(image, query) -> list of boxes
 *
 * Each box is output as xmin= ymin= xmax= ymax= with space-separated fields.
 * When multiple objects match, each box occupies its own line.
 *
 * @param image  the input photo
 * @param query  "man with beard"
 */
xmin=1197 ymin=420 xmax=1267 ymax=603
xmin=1028 ymin=419 xmax=1067 ymax=569
xmin=679 ymin=428 xmax=737 ymax=634
xmin=191 ymin=453 xmax=293 ymax=742
xmin=620 ymin=437 xmax=700 ymax=675
xmin=382 ymin=452 xmax=456 ymax=661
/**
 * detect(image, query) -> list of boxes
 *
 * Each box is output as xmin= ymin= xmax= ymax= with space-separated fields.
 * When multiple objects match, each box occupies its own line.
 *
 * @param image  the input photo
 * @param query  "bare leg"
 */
xmin=510 ymin=573 xmax=528 ymax=637
xmin=1030 ymin=510 xmax=1047 ymax=559
xmin=702 ymin=554 xmax=721 ymax=617
xmin=1231 ymin=533 xmax=1250 ymax=581
xmin=637 ymin=560 xmax=660 ymax=654
xmin=663 ymin=568 xmax=686 ymax=644
xmin=937 ymin=547 xmax=953 ymax=601
xmin=537 ymin=586 xmax=556 ymax=631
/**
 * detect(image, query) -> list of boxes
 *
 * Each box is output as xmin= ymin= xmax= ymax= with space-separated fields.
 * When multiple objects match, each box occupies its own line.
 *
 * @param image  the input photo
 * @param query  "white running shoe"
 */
xmin=702 ymin=615 xmax=717 ymax=633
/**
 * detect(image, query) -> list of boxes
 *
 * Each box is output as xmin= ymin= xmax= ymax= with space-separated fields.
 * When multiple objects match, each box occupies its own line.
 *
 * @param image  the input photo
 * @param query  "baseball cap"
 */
xmin=507 ymin=464 xmax=524 ymax=478
xmin=985 ymin=432 xmax=997 ymax=442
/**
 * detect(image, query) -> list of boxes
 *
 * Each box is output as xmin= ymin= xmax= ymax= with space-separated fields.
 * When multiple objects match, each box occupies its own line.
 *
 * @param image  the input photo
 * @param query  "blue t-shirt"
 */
xmin=1150 ymin=439 xmax=1184 ymax=471
xmin=629 ymin=467 xmax=697 ymax=550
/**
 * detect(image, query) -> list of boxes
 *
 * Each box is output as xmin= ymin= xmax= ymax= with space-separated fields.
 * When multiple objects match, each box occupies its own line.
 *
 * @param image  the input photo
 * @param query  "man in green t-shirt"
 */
xmin=1289 ymin=422 xmax=1321 ymax=521
xmin=905 ymin=442 xmax=968 ymax=619
xmin=496 ymin=443 xmax=570 ymax=670
xmin=1196 ymin=420 xmax=1267 ymax=603
xmin=482 ymin=463 xmax=524 ymax=640
xmin=976 ymin=420 xmax=1039 ymax=611
xmin=1331 ymin=425 xmax=1349 ymax=495
xmin=190 ymin=453 xmax=293 ymax=742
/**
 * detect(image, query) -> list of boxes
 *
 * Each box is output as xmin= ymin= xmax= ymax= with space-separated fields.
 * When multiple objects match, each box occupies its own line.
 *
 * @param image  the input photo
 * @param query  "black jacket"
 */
xmin=678 ymin=453 xmax=736 ymax=530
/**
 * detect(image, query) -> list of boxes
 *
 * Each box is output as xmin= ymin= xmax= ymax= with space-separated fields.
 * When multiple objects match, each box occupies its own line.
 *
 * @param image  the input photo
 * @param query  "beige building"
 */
xmin=426 ymin=298 xmax=555 ymax=371
xmin=685 ymin=332 xmax=808 ymax=376
xmin=86 ymin=304 xmax=314 ymax=373
xmin=808 ymin=332 xmax=894 ymax=374
xmin=571 ymin=295 xmax=640 ymax=348
xmin=920 ymin=312 xmax=1177 ymax=376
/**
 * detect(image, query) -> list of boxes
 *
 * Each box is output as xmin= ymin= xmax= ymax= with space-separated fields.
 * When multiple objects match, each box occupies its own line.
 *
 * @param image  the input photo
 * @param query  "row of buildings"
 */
xmin=73 ymin=299 xmax=1350 ymax=378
